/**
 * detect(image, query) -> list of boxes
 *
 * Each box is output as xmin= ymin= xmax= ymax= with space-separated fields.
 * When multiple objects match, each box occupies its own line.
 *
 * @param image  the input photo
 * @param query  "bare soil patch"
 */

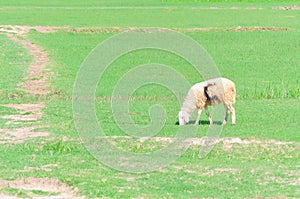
xmin=2 ymin=103 xmax=45 ymax=114
xmin=101 ymin=136 xmax=297 ymax=154
xmin=0 ymin=26 xmax=53 ymax=144
xmin=230 ymin=6 xmax=239 ymax=10
xmin=0 ymin=103 xmax=47 ymax=143
xmin=32 ymin=26 xmax=66 ymax=33
xmin=0 ymin=25 xmax=66 ymax=35
xmin=0 ymin=127 xmax=49 ymax=144
xmin=199 ymin=167 xmax=239 ymax=177
xmin=1 ymin=114 xmax=41 ymax=122
xmin=0 ymin=177 xmax=84 ymax=199
xmin=209 ymin=6 xmax=220 ymax=10
xmin=18 ymin=164 xmax=59 ymax=173
xmin=0 ymin=194 xmax=19 ymax=199
xmin=0 ymin=25 xmax=54 ymax=94
xmin=0 ymin=25 xmax=289 ymax=35
xmin=223 ymin=26 xmax=288 ymax=32
xmin=68 ymin=26 xmax=289 ymax=34
xmin=0 ymin=103 xmax=44 ymax=124
xmin=7 ymin=34 xmax=52 ymax=95
xmin=138 ymin=136 xmax=295 ymax=146
xmin=246 ymin=6 xmax=258 ymax=10
xmin=261 ymin=173 xmax=300 ymax=187
xmin=272 ymin=5 xmax=299 ymax=10
xmin=172 ymin=164 xmax=239 ymax=176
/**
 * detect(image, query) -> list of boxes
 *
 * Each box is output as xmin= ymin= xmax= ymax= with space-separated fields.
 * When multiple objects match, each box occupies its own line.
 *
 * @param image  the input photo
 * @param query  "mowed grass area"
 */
xmin=0 ymin=0 xmax=300 ymax=198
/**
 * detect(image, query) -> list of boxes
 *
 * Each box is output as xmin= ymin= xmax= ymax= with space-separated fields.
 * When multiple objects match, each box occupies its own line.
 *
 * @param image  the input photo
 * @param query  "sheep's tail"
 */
xmin=223 ymin=80 xmax=236 ymax=105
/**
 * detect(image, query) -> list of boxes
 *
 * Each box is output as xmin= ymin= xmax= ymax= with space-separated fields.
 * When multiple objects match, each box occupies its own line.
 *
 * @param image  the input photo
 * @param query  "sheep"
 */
xmin=178 ymin=77 xmax=236 ymax=126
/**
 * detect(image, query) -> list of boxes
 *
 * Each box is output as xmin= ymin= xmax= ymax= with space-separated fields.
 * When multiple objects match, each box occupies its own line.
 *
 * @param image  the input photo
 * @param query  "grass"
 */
xmin=26 ymin=30 xmax=299 ymax=141
xmin=0 ymin=2 xmax=300 ymax=28
xmin=0 ymin=139 xmax=299 ymax=198
xmin=0 ymin=0 xmax=300 ymax=198
xmin=0 ymin=34 xmax=31 ymax=96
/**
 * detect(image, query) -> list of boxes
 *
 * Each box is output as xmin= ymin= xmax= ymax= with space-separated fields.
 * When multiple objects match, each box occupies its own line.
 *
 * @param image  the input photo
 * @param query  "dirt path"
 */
xmin=0 ymin=26 xmax=85 ymax=198
xmin=0 ymin=26 xmax=54 ymax=144
xmin=6 ymin=26 xmax=53 ymax=95
xmin=9 ymin=34 xmax=51 ymax=95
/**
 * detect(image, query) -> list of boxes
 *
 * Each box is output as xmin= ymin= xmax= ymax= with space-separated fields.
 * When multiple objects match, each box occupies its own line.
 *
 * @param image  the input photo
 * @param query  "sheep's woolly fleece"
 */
xmin=179 ymin=78 xmax=236 ymax=125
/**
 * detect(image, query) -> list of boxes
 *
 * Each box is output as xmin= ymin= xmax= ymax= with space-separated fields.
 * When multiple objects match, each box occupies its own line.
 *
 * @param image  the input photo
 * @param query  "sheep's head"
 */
xmin=178 ymin=110 xmax=189 ymax=125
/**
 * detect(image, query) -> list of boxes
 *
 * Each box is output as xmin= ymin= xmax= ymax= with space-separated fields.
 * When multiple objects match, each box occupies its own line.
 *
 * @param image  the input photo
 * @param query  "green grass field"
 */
xmin=0 ymin=0 xmax=299 ymax=198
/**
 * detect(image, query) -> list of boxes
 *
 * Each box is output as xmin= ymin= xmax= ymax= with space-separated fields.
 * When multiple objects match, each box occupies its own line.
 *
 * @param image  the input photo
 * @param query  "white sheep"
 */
xmin=178 ymin=77 xmax=236 ymax=126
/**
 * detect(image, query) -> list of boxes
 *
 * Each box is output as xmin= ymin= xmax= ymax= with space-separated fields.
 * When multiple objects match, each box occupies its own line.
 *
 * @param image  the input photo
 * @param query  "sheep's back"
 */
xmin=205 ymin=78 xmax=236 ymax=105
xmin=186 ymin=78 xmax=236 ymax=109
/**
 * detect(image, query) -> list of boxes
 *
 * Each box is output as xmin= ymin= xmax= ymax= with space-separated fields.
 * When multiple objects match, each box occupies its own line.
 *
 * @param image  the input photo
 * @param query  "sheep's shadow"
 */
xmin=175 ymin=120 xmax=223 ymax=126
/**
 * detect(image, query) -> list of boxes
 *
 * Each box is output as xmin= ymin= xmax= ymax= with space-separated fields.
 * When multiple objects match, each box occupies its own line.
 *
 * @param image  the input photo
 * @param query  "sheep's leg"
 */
xmin=205 ymin=107 xmax=213 ymax=125
xmin=229 ymin=106 xmax=236 ymax=125
xmin=222 ymin=105 xmax=229 ymax=126
xmin=194 ymin=109 xmax=202 ymax=126
xmin=223 ymin=104 xmax=236 ymax=125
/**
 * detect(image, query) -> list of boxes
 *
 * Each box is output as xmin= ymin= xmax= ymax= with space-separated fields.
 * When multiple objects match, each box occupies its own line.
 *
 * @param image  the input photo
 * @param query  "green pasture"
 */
xmin=0 ymin=34 xmax=30 ymax=95
xmin=0 ymin=0 xmax=300 ymax=28
xmin=0 ymin=0 xmax=299 ymax=198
